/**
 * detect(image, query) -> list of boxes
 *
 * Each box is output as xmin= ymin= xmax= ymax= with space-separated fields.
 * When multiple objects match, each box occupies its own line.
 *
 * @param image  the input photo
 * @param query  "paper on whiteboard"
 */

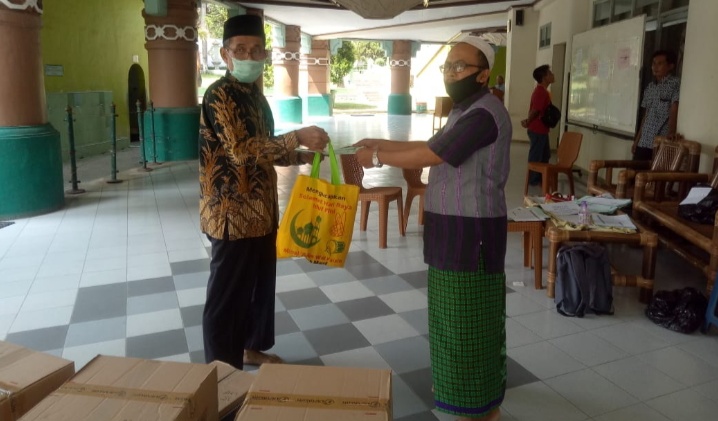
xmin=679 ymin=187 xmax=712 ymax=205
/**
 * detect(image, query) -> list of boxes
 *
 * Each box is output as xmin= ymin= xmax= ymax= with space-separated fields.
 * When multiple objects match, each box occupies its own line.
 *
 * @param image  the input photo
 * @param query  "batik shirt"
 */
xmin=199 ymin=73 xmax=304 ymax=240
xmin=424 ymin=88 xmax=512 ymax=273
xmin=637 ymin=75 xmax=680 ymax=149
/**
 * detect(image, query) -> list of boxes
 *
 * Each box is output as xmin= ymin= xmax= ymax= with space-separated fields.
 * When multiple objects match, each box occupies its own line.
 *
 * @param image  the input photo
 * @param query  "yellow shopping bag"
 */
xmin=277 ymin=143 xmax=359 ymax=267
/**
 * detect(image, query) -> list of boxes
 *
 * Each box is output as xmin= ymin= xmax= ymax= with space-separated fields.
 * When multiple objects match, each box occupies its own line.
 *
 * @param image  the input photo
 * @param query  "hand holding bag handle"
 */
xmin=309 ymin=142 xmax=341 ymax=185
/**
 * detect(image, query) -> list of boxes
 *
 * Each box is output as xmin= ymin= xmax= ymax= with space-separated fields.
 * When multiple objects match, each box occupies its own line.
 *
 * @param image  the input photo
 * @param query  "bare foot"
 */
xmin=243 ymin=350 xmax=284 ymax=366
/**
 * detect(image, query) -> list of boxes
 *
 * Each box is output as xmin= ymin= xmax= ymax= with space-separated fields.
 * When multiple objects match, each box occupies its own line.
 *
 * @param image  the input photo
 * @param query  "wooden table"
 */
xmin=508 ymin=219 xmax=545 ymax=289
xmin=545 ymin=219 xmax=658 ymax=303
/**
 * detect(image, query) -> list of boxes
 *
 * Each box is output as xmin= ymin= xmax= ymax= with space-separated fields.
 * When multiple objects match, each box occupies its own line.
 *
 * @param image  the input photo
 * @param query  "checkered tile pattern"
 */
xmin=2 ymin=115 xmax=718 ymax=421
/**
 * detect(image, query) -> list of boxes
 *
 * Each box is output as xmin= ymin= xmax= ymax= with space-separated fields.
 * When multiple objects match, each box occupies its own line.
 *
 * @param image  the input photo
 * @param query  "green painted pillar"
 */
xmin=143 ymin=106 xmax=200 ymax=161
xmin=388 ymin=40 xmax=413 ymax=116
xmin=388 ymin=94 xmax=412 ymax=115
xmin=307 ymin=94 xmax=331 ymax=117
xmin=0 ymin=125 xmax=64 ymax=218
xmin=272 ymin=97 xmax=303 ymax=124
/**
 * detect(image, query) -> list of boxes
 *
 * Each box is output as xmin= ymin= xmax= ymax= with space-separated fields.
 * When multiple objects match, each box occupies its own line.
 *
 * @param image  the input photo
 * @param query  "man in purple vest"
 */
xmin=354 ymin=34 xmax=511 ymax=421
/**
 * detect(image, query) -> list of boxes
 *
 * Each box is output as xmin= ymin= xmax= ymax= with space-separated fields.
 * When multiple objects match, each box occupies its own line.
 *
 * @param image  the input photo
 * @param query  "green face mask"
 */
xmin=230 ymin=58 xmax=265 ymax=83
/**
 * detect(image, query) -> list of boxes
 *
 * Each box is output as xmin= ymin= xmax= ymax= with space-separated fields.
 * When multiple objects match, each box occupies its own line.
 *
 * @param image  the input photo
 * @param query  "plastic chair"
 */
xmin=702 ymin=274 xmax=718 ymax=334
xmin=402 ymin=168 xmax=427 ymax=230
xmin=340 ymin=154 xmax=405 ymax=249
xmin=524 ymin=131 xmax=583 ymax=196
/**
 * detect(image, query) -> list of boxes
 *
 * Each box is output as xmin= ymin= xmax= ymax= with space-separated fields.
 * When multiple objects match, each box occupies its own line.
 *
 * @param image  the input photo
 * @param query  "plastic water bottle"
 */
xmin=578 ymin=201 xmax=592 ymax=225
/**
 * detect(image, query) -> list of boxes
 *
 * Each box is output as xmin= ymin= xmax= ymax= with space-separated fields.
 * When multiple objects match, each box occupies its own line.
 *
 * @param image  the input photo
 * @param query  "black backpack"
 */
xmin=555 ymin=243 xmax=614 ymax=317
xmin=541 ymin=103 xmax=561 ymax=128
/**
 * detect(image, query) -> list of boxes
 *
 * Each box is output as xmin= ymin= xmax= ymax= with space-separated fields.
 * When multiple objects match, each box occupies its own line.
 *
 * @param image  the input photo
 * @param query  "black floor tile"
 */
xmin=275 ymin=311 xmax=300 ymax=335
xmin=276 ymin=287 xmax=331 ymax=310
xmin=190 ymin=349 xmax=207 ymax=364
xmin=295 ymin=258 xmax=335 ymax=273
xmin=170 ymin=259 xmax=210 ymax=276
xmin=336 ymin=296 xmax=395 ymax=321
xmin=127 ymin=276 xmax=176 ymax=297
xmin=180 ymin=304 xmax=204 ymax=328
xmin=343 ymin=250 xmax=380 ymax=267
xmin=399 ymin=271 xmax=428 ymax=289
xmin=506 ymin=356 xmax=540 ymax=389
xmin=71 ymin=283 xmax=127 ymax=323
xmin=395 ymin=411 xmax=439 ymax=421
xmin=4 ymin=325 xmax=69 ymax=352
xmin=399 ymin=367 xmax=434 ymax=409
xmin=126 ymin=329 xmax=189 ymax=360
xmin=303 ymin=323 xmax=370 ymax=355
xmin=346 ymin=262 xmax=394 ymax=280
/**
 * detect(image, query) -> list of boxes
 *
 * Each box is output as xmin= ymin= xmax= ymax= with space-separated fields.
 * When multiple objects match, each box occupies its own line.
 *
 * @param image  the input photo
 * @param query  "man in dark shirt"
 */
xmin=199 ymin=14 xmax=328 ymax=369
xmin=522 ymin=64 xmax=554 ymax=185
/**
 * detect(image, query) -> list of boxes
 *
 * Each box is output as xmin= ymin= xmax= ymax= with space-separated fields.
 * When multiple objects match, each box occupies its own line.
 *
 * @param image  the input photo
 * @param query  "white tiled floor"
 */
xmin=1 ymin=113 xmax=717 ymax=420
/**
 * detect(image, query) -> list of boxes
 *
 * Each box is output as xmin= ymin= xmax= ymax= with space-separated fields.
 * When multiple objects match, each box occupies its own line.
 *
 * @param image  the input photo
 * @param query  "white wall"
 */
xmin=677 ymin=0 xmax=718 ymax=172
xmin=505 ymin=7 xmax=538 ymax=141
xmin=526 ymin=0 xmax=718 ymax=174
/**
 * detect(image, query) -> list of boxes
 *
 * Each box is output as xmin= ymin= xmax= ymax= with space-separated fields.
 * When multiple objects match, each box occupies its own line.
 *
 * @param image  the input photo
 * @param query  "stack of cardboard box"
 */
xmin=1 ymin=340 xmax=393 ymax=420
xmin=0 ymin=341 xmax=75 ymax=420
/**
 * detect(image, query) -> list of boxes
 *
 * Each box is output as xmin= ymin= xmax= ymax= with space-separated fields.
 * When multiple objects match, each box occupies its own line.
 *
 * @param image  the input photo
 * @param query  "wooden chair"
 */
xmin=402 ymin=168 xmax=427 ymax=230
xmin=632 ymin=149 xmax=718 ymax=294
xmin=524 ymin=131 xmax=583 ymax=196
xmin=340 ymin=154 xmax=405 ymax=249
xmin=432 ymin=97 xmax=452 ymax=133
xmin=588 ymin=137 xmax=696 ymax=199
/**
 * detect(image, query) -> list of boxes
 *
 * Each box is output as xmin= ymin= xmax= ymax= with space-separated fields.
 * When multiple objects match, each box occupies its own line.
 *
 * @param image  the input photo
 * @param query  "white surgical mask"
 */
xmin=230 ymin=58 xmax=264 ymax=83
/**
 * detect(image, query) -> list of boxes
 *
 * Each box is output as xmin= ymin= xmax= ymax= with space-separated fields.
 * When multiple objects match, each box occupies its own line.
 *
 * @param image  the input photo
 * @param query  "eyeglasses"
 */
xmin=439 ymin=61 xmax=481 ymax=74
xmin=225 ymin=46 xmax=268 ymax=61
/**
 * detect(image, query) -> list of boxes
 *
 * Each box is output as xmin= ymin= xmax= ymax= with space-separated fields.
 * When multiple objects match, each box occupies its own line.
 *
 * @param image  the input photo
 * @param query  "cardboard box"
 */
xmin=209 ymin=361 xmax=254 ymax=419
xmin=0 ymin=340 xmax=75 ymax=421
xmin=235 ymin=364 xmax=391 ymax=420
xmin=18 ymin=355 xmax=218 ymax=421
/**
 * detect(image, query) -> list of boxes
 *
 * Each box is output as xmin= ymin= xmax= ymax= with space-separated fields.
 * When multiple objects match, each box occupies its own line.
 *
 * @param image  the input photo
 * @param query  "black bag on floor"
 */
xmin=555 ymin=243 xmax=614 ymax=317
xmin=645 ymin=287 xmax=707 ymax=334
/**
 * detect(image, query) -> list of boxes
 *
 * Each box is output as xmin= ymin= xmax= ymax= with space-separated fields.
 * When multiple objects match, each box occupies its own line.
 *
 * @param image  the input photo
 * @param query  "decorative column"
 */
xmin=272 ymin=25 xmax=302 ymax=123
xmin=143 ymin=0 xmax=199 ymax=161
xmin=0 ymin=0 xmax=64 ymax=218
xmin=306 ymin=39 xmax=331 ymax=116
xmin=388 ymin=40 xmax=412 ymax=115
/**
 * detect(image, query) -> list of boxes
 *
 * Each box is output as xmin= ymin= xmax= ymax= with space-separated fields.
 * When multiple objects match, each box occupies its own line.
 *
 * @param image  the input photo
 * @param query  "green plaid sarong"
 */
xmin=428 ymin=264 xmax=507 ymax=417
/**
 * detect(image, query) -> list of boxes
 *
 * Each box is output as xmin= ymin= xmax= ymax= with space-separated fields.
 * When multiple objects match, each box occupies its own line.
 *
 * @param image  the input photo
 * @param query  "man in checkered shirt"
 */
xmin=631 ymin=50 xmax=680 ymax=161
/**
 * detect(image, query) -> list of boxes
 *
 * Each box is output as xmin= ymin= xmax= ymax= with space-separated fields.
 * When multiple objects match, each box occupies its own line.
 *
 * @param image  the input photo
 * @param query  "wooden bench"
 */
xmin=588 ymin=137 xmax=700 ymax=199
xmin=632 ymin=149 xmax=718 ymax=294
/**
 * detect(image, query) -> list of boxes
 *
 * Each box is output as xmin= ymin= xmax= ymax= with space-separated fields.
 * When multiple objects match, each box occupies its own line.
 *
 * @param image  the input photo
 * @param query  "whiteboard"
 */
xmin=568 ymin=15 xmax=646 ymax=137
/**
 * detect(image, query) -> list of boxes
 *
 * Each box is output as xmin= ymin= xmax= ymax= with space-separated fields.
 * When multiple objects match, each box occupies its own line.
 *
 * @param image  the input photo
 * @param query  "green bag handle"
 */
xmin=309 ymin=142 xmax=341 ymax=185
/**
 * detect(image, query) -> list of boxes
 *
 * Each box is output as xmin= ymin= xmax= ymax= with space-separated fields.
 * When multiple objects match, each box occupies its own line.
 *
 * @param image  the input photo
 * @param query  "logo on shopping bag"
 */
xmin=325 ymin=239 xmax=346 ymax=255
xmin=289 ymin=210 xmax=322 ymax=248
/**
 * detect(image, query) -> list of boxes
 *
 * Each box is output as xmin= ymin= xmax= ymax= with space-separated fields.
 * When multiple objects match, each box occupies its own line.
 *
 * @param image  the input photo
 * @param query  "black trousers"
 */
xmin=202 ymin=231 xmax=277 ymax=369
xmin=528 ymin=130 xmax=551 ymax=184
xmin=632 ymin=146 xmax=653 ymax=161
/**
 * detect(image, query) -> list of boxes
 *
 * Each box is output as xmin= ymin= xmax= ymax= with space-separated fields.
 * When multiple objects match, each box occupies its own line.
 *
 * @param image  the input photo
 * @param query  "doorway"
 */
xmin=127 ymin=64 xmax=147 ymax=142
xmin=551 ymin=42 xmax=567 ymax=149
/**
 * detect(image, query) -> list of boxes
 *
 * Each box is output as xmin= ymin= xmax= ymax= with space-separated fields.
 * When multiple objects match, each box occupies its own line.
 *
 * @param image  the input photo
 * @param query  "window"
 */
xmin=592 ymin=0 xmax=690 ymax=27
xmin=539 ymin=23 xmax=552 ymax=49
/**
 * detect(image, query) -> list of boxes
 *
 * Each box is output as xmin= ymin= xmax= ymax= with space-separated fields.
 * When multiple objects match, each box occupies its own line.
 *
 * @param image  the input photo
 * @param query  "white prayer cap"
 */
xmin=455 ymin=34 xmax=495 ymax=70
